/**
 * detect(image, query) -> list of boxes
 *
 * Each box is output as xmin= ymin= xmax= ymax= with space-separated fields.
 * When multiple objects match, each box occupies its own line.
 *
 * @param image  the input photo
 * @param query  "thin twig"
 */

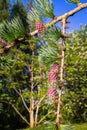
xmin=13 ymin=88 xmax=30 ymax=113
xmin=35 ymin=94 xmax=46 ymax=125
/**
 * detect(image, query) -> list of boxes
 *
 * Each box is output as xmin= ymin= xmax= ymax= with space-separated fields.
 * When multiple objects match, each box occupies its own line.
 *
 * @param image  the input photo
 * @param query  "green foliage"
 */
xmin=28 ymin=0 xmax=54 ymax=25
xmin=21 ymin=124 xmax=75 ymax=130
xmin=0 ymin=17 xmax=26 ymax=42
xmin=44 ymin=25 xmax=62 ymax=42
xmin=38 ymin=25 xmax=87 ymax=124
xmin=38 ymin=25 xmax=62 ymax=66
xmin=10 ymin=0 xmax=28 ymax=27
xmin=28 ymin=3 xmax=43 ymax=25
xmin=34 ymin=0 xmax=54 ymax=18
xmin=60 ymin=125 xmax=75 ymax=130
xmin=64 ymin=0 xmax=80 ymax=4
xmin=38 ymin=45 xmax=59 ymax=66
xmin=61 ymin=25 xmax=87 ymax=123
xmin=0 ymin=55 xmax=14 ymax=68
xmin=75 ymin=123 xmax=87 ymax=130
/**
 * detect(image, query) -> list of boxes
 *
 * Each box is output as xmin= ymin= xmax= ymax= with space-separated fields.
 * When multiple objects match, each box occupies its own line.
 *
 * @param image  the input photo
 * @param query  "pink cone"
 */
xmin=36 ymin=21 xmax=45 ymax=33
xmin=48 ymin=87 xmax=57 ymax=98
xmin=48 ymin=63 xmax=60 ymax=83
xmin=48 ymin=71 xmax=58 ymax=83
xmin=51 ymin=63 xmax=60 ymax=73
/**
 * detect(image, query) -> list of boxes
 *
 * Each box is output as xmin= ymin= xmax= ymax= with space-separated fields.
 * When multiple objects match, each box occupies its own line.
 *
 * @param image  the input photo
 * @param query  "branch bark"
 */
xmin=56 ymin=18 xmax=66 ymax=129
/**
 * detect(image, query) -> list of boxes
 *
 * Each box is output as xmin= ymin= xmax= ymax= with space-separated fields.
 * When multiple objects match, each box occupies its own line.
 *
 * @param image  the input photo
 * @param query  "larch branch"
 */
xmin=0 ymin=3 xmax=87 ymax=56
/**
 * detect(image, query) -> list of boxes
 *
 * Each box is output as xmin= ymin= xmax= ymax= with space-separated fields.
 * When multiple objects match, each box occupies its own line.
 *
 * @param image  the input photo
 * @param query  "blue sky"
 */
xmin=19 ymin=0 xmax=87 ymax=32
xmin=53 ymin=0 xmax=87 ymax=32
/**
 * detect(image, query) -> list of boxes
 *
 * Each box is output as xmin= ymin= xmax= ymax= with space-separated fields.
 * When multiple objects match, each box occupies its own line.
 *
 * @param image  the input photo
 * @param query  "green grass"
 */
xmin=74 ymin=123 xmax=87 ymax=130
xmin=19 ymin=123 xmax=87 ymax=130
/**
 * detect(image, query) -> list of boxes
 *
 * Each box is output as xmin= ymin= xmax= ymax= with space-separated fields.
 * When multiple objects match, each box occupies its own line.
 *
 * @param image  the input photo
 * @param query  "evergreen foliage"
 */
xmin=38 ymin=45 xmax=59 ymax=67
xmin=44 ymin=25 xmax=62 ymax=42
xmin=64 ymin=0 xmax=80 ymax=4
xmin=0 ymin=17 xmax=27 ymax=43
xmin=28 ymin=0 xmax=54 ymax=26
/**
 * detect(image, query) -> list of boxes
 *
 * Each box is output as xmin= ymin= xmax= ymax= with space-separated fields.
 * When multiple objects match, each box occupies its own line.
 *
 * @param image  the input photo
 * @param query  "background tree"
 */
xmin=10 ymin=0 xmax=28 ymax=28
xmin=0 ymin=0 xmax=10 ymax=22
xmin=0 ymin=17 xmax=55 ymax=129
xmin=61 ymin=25 xmax=87 ymax=123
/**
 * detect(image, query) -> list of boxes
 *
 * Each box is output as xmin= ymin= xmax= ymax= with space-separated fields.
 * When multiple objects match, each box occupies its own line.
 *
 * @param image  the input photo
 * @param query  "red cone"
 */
xmin=48 ymin=71 xmax=58 ymax=83
xmin=36 ymin=21 xmax=45 ymax=33
xmin=51 ymin=63 xmax=60 ymax=73
xmin=48 ymin=63 xmax=60 ymax=83
xmin=48 ymin=87 xmax=57 ymax=98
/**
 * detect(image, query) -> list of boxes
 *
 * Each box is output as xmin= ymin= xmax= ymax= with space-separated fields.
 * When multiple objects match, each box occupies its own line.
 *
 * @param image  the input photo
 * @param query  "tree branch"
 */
xmin=35 ymin=94 xmax=46 ymax=126
xmin=0 ymin=3 xmax=87 ymax=56
xmin=30 ymin=3 xmax=87 ymax=36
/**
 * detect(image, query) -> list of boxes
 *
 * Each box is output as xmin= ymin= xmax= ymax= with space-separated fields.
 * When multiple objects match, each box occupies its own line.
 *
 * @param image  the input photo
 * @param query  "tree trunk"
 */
xmin=30 ymin=96 xmax=34 ymax=128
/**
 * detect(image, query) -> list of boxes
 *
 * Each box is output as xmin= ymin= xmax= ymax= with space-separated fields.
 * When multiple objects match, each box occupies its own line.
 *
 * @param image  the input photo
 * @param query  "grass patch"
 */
xmin=19 ymin=123 xmax=87 ymax=130
xmin=74 ymin=123 xmax=87 ymax=130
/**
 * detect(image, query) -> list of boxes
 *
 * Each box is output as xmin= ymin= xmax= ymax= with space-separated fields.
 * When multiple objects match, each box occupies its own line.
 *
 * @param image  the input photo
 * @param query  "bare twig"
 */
xmin=35 ymin=94 xmax=46 ymax=126
xmin=13 ymin=88 xmax=30 ymax=113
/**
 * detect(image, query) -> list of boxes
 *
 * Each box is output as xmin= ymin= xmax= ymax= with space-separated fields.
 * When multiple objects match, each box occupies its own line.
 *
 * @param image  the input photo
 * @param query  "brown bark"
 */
xmin=29 ymin=50 xmax=35 ymax=128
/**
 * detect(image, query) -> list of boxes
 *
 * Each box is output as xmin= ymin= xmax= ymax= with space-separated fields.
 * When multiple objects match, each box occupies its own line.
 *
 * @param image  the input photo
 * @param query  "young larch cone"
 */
xmin=48 ymin=71 xmax=58 ymax=83
xmin=48 ymin=87 xmax=57 ymax=98
xmin=51 ymin=63 xmax=60 ymax=73
xmin=48 ymin=63 xmax=60 ymax=83
xmin=36 ymin=21 xmax=45 ymax=33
